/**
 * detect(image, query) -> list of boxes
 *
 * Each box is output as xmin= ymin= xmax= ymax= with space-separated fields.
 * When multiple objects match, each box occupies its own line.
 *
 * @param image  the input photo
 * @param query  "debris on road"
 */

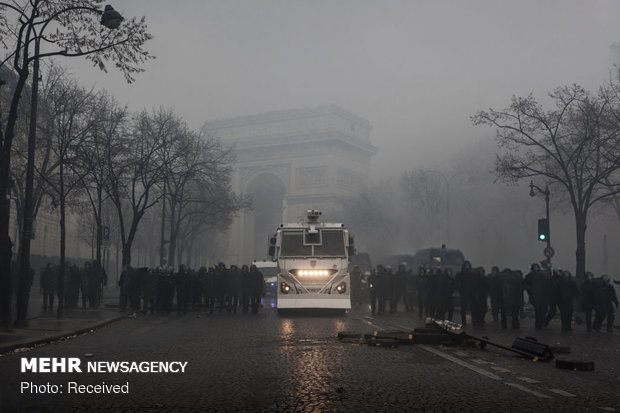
xmin=337 ymin=318 xmax=560 ymax=362
xmin=555 ymin=359 xmax=594 ymax=371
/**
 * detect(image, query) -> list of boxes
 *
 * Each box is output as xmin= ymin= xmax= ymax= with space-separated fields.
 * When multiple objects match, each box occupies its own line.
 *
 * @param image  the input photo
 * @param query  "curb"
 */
xmin=0 ymin=313 xmax=128 ymax=354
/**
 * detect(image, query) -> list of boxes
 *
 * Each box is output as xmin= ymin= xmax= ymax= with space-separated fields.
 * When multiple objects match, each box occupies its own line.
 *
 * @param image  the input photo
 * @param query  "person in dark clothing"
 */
xmin=350 ymin=265 xmax=363 ymax=306
xmin=88 ymin=262 xmax=106 ymax=308
xmin=415 ymin=266 xmax=428 ymax=318
xmin=487 ymin=266 xmax=502 ymax=322
xmin=198 ymin=267 xmax=209 ymax=312
xmin=40 ymin=263 xmax=57 ymax=311
xmin=143 ymin=268 xmax=158 ymax=314
xmin=593 ymin=275 xmax=619 ymax=332
xmin=405 ymin=266 xmax=416 ymax=312
xmin=64 ymin=262 xmax=81 ymax=309
xmin=544 ymin=270 xmax=562 ymax=328
xmin=190 ymin=269 xmax=202 ymax=310
xmin=390 ymin=264 xmax=407 ymax=313
xmin=229 ymin=265 xmax=242 ymax=313
xmin=425 ymin=267 xmax=438 ymax=319
xmin=118 ymin=266 xmax=131 ymax=312
xmin=500 ymin=268 xmax=523 ymax=329
xmin=241 ymin=265 xmax=250 ymax=313
xmin=472 ymin=267 xmax=489 ymax=326
xmin=215 ymin=263 xmax=227 ymax=312
xmin=445 ymin=268 xmax=456 ymax=321
xmin=455 ymin=261 xmax=475 ymax=326
xmin=580 ymin=272 xmax=596 ymax=332
xmin=557 ymin=271 xmax=578 ymax=332
xmin=80 ymin=262 xmax=91 ymax=309
xmin=371 ymin=265 xmax=388 ymax=315
xmin=175 ymin=265 xmax=191 ymax=315
xmin=206 ymin=266 xmax=218 ymax=314
xmin=159 ymin=269 xmax=175 ymax=314
xmin=432 ymin=268 xmax=453 ymax=320
xmin=248 ymin=264 xmax=264 ymax=314
xmin=523 ymin=263 xmax=551 ymax=330
xmin=128 ymin=268 xmax=145 ymax=312
xmin=368 ymin=268 xmax=379 ymax=315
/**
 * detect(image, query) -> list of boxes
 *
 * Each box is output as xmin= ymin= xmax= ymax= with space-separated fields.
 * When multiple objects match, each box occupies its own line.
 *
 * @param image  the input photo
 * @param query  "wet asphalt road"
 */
xmin=1 ymin=300 xmax=619 ymax=413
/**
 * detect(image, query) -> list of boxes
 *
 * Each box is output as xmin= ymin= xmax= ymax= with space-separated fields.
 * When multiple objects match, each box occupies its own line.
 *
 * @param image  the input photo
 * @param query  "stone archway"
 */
xmin=244 ymin=173 xmax=287 ymax=262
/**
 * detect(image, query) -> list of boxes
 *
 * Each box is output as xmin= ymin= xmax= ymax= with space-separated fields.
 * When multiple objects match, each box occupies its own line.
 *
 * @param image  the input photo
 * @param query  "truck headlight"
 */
xmin=336 ymin=282 xmax=346 ymax=294
xmin=280 ymin=282 xmax=291 ymax=294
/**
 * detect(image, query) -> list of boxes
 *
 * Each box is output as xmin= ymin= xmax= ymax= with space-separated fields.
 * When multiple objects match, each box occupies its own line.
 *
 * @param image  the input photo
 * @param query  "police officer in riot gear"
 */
xmin=455 ymin=261 xmax=475 ymax=326
xmin=593 ymin=275 xmax=618 ymax=333
xmin=350 ymin=265 xmax=363 ymax=306
xmin=500 ymin=268 xmax=523 ymax=329
xmin=580 ymin=271 xmax=596 ymax=332
xmin=487 ymin=266 xmax=502 ymax=322
xmin=40 ymin=263 xmax=57 ymax=311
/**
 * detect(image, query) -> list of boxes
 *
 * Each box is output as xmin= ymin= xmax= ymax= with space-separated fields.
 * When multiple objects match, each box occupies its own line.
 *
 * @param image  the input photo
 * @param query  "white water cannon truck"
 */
xmin=268 ymin=210 xmax=354 ymax=313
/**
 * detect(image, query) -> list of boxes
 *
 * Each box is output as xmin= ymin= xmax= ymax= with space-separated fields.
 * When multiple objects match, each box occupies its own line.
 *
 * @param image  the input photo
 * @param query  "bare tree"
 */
xmin=0 ymin=1 xmax=152 ymax=328
xmin=74 ymin=90 xmax=127 ymax=271
xmin=41 ymin=77 xmax=95 ymax=318
xmin=400 ymin=169 xmax=447 ymax=246
xmin=175 ymin=179 xmax=248 ymax=267
xmin=163 ymin=128 xmax=236 ymax=268
xmin=472 ymin=84 xmax=620 ymax=278
xmin=342 ymin=182 xmax=402 ymax=260
xmin=105 ymin=109 xmax=169 ymax=268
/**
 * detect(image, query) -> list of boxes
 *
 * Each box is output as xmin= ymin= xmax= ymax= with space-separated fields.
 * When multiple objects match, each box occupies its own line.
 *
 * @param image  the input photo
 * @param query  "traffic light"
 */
xmin=537 ymin=218 xmax=549 ymax=242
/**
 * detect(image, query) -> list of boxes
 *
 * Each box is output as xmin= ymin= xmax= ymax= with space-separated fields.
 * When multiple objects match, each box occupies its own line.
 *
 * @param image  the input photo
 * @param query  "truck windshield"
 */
xmin=280 ymin=231 xmax=311 ymax=257
xmin=313 ymin=230 xmax=345 ymax=257
xmin=280 ymin=230 xmax=346 ymax=257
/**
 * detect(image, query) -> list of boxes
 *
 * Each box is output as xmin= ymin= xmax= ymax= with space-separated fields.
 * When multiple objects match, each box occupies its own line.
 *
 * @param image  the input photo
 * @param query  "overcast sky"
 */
xmin=65 ymin=0 xmax=620 ymax=178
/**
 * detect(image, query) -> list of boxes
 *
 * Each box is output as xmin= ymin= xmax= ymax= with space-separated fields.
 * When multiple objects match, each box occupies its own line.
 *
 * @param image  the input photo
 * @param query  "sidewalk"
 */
xmin=0 ymin=288 xmax=126 ymax=354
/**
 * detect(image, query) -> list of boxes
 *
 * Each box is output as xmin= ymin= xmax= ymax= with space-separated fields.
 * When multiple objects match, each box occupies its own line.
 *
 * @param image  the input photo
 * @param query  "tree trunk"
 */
xmin=574 ymin=212 xmax=587 ymax=280
xmin=0 ymin=68 xmax=29 ymax=330
xmin=167 ymin=198 xmax=177 ymax=269
xmin=95 ymin=188 xmax=102 ymax=269
xmin=15 ymin=46 xmax=41 ymax=328
xmin=57 ymin=187 xmax=66 ymax=319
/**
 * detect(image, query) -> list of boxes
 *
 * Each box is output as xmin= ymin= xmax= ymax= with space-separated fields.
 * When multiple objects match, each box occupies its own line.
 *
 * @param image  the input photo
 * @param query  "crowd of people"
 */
xmin=38 ymin=258 xmax=617 ymax=333
xmin=39 ymin=261 xmax=107 ymax=311
xmin=117 ymin=263 xmax=266 ymax=315
xmin=351 ymin=262 xmax=618 ymax=333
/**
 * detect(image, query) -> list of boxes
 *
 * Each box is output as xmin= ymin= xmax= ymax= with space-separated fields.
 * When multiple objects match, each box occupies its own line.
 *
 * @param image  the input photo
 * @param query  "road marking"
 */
xmin=361 ymin=317 xmax=557 ymax=401
xmin=419 ymin=345 xmax=503 ymax=380
xmin=517 ymin=376 xmax=541 ymax=384
xmin=471 ymin=358 xmax=495 ymax=365
xmin=597 ymin=407 xmax=616 ymax=411
xmin=548 ymin=389 xmax=576 ymax=397
xmin=490 ymin=367 xmax=511 ymax=373
xmin=505 ymin=382 xmax=551 ymax=399
xmin=453 ymin=351 xmax=469 ymax=357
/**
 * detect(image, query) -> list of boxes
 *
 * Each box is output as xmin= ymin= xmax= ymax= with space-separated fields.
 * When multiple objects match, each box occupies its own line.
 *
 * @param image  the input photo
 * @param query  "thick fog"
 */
xmin=61 ymin=1 xmax=620 ymax=274
xmin=64 ymin=1 xmax=619 ymax=170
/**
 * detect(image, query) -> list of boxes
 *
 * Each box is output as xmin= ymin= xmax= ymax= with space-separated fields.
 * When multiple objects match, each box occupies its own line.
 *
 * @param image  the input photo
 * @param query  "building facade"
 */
xmin=203 ymin=105 xmax=377 ymax=264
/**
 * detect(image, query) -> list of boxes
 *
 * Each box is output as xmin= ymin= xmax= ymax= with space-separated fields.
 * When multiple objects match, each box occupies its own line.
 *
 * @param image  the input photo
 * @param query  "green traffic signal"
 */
xmin=537 ymin=218 xmax=549 ymax=242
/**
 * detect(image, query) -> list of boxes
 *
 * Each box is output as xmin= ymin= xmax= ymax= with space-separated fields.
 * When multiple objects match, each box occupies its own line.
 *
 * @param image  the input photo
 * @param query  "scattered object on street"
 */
xmin=511 ymin=337 xmax=554 ymax=361
xmin=548 ymin=345 xmax=571 ymax=354
xmin=84 ymin=353 xmax=94 ymax=358
xmin=337 ymin=319 xmax=556 ymax=363
xmin=128 ymin=312 xmax=137 ymax=318
xmin=555 ymin=359 xmax=594 ymax=371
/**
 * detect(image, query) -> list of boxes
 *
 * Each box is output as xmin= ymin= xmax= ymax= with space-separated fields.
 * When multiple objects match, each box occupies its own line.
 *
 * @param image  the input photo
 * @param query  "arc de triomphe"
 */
xmin=203 ymin=105 xmax=377 ymax=264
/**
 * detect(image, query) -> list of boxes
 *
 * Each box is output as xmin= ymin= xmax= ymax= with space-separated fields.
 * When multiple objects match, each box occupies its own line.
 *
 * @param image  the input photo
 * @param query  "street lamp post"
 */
xmin=12 ymin=5 xmax=124 ymax=327
xmin=529 ymin=180 xmax=552 ymax=262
